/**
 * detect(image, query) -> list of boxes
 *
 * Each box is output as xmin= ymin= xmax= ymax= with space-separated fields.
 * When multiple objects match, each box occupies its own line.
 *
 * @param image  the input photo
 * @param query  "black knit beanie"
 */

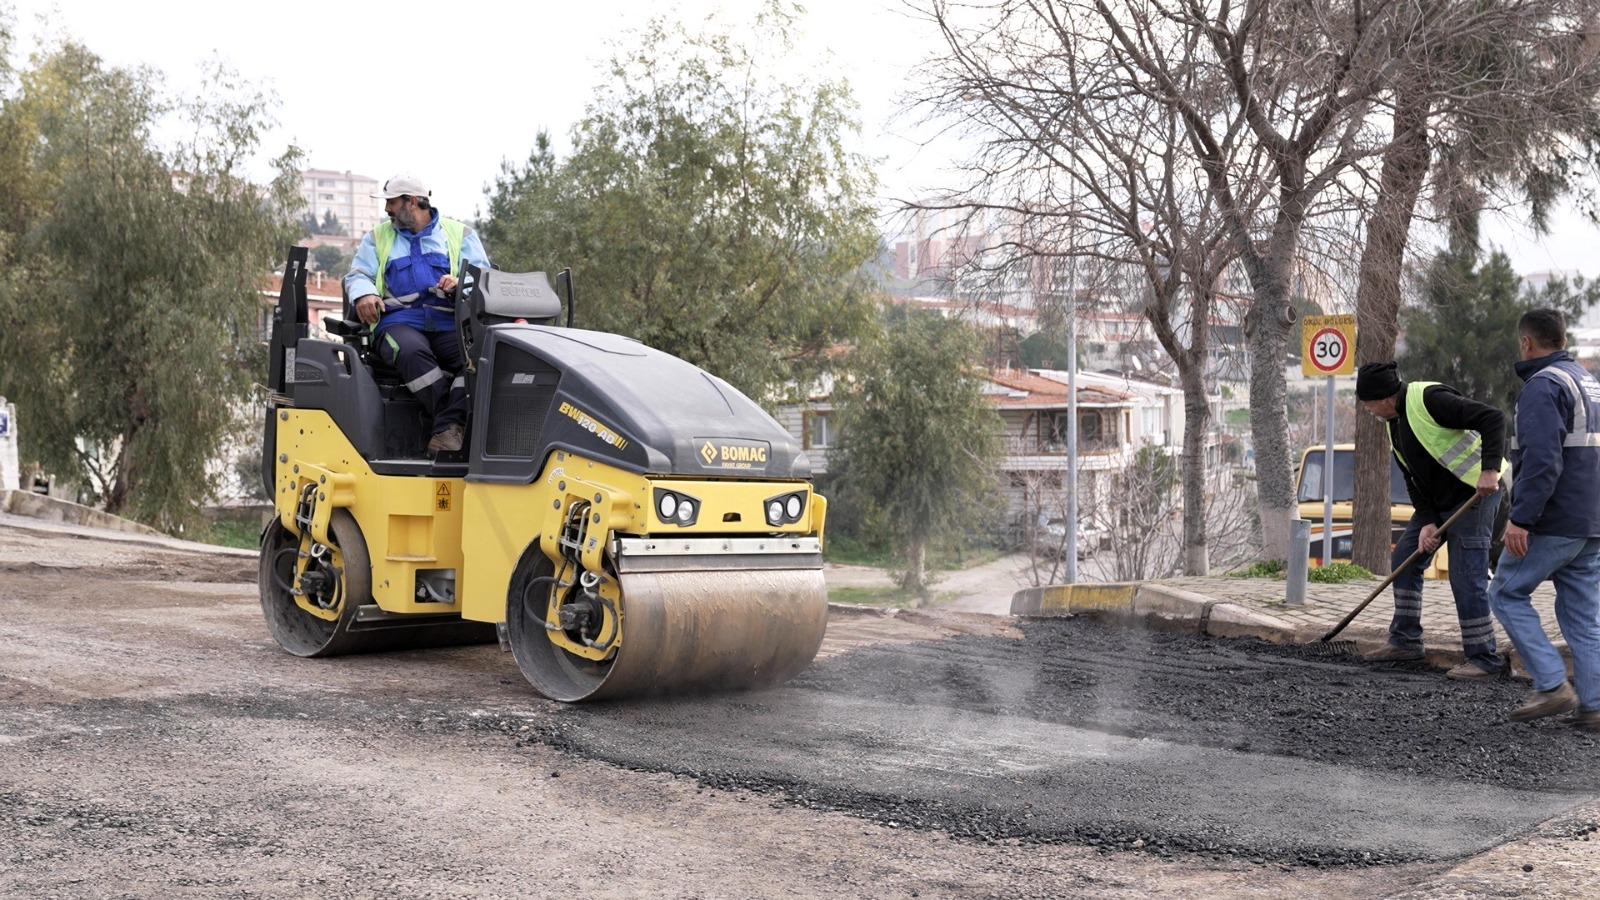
xmin=1355 ymin=362 xmax=1402 ymax=401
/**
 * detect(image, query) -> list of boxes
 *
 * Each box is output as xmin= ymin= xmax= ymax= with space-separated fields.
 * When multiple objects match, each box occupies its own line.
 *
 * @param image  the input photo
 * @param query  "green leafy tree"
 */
xmin=0 ymin=44 xmax=300 ymax=530
xmin=1400 ymin=224 xmax=1600 ymax=415
xmin=1016 ymin=331 xmax=1075 ymax=370
xmin=830 ymin=309 xmax=1001 ymax=600
xmin=312 ymin=243 xmax=346 ymax=273
xmin=479 ymin=5 xmax=879 ymax=403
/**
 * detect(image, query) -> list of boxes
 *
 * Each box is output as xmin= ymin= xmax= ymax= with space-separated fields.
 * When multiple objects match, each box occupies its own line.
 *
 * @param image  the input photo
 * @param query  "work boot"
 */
xmin=1364 ymin=644 xmax=1425 ymax=663
xmin=1571 ymin=709 xmax=1600 ymax=732
xmin=1445 ymin=661 xmax=1500 ymax=681
xmin=1509 ymin=681 xmax=1578 ymax=722
xmin=427 ymin=423 xmax=465 ymax=455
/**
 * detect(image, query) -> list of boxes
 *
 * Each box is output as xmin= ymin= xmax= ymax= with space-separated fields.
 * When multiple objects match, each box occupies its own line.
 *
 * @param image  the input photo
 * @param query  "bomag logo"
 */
xmin=697 ymin=439 xmax=770 ymax=470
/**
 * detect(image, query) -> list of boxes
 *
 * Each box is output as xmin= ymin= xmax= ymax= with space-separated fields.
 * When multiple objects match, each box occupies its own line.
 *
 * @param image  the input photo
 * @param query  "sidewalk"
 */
xmin=1161 ymin=574 xmax=1565 ymax=655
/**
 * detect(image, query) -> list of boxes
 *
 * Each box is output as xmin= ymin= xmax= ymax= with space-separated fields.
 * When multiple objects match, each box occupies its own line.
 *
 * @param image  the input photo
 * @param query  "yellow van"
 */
xmin=1294 ymin=444 xmax=1450 ymax=579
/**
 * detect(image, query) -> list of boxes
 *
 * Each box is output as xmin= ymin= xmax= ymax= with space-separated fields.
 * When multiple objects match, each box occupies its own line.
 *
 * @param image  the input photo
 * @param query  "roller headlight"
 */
xmin=764 ymin=490 xmax=808 ymax=526
xmin=653 ymin=488 xmax=699 ymax=526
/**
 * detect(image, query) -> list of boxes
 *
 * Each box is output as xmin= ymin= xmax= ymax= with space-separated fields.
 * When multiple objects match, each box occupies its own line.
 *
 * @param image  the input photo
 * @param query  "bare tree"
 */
xmin=1008 ymin=458 xmax=1074 ymax=587
xmin=913 ymin=4 xmax=1259 ymax=574
xmin=1073 ymin=445 xmax=1257 ymax=581
xmin=915 ymin=0 xmax=1419 ymax=562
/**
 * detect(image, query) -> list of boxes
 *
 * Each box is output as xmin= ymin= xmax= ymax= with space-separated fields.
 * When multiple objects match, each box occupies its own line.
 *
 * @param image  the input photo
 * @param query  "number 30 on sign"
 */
xmin=1302 ymin=314 xmax=1356 ymax=377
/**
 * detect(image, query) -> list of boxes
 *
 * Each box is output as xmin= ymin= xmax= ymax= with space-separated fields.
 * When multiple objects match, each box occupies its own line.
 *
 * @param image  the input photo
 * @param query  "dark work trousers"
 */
xmin=375 ymin=324 xmax=467 ymax=438
xmin=1386 ymin=493 xmax=1504 ymax=671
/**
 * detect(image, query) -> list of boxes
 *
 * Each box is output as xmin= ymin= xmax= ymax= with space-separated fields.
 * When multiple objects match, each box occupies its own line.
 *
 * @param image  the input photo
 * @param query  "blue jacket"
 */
xmin=1508 ymin=351 xmax=1600 ymax=536
xmin=344 ymin=210 xmax=490 ymax=334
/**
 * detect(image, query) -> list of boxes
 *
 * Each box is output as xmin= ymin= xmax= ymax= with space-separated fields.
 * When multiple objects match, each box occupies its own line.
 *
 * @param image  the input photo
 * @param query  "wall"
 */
xmin=0 ymin=397 xmax=16 ymax=492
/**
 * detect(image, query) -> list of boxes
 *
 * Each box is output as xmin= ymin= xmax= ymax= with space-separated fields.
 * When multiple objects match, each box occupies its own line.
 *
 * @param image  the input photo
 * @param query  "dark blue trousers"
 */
xmin=375 ymin=324 xmax=467 ymax=437
xmin=1386 ymin=494 xmax=1504 ymax=670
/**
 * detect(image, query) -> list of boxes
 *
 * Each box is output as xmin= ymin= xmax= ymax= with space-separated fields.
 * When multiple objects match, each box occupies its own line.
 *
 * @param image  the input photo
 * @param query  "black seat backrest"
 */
xmin=456 ymin=264 xmax=563 ymax=370
xmin=464 ymin=266 xmax=563 ymax=320
xmin=328 ymin=277 xmax=405 ymax=390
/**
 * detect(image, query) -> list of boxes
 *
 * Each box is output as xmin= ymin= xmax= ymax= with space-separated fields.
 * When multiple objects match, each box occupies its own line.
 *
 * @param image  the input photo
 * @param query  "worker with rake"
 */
xmin=1355 ymin=362 xmax=1506 ymax=679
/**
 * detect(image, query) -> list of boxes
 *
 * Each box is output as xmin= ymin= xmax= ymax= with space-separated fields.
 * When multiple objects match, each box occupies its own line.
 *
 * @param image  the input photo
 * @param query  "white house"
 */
xmin=0 ymin=395 xmax=17 ymax=492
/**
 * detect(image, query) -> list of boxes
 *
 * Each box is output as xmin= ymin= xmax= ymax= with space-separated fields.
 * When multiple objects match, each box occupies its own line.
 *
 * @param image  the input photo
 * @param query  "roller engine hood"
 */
xmin=481 ymin=325 xmax=811 ymax=480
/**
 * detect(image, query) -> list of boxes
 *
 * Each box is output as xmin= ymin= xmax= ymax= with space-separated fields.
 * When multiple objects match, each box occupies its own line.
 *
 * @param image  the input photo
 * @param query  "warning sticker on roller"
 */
xmin=436 ymin=482 xmax=452 ymax=512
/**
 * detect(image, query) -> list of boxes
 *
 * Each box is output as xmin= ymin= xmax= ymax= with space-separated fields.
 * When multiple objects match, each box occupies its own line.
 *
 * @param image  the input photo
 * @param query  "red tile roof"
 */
xmin=259 ymin=273 xmax=343 ymax=305
xmin=983 ymin=369 xmax=1133 ymax=408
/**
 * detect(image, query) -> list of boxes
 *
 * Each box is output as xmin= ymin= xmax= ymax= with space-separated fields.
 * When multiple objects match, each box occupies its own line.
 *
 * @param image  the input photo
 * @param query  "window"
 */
xmin=1296 ymin=449 xmax=1409 ymax=505
xmin=1038 ymin=412 xmax=1067 ymax=452
xmin=1081 ymin=412 xmax=1102 ymax=443
xmin=317 ymin=178 xmax=333 ymax=187
xmin=804 ymin=411 xmax=835 ymax=449
xmin=321 ymin=193 xmax=335 ymax=201
xmin=1036 ymin=411 xmax=1105 ymax=452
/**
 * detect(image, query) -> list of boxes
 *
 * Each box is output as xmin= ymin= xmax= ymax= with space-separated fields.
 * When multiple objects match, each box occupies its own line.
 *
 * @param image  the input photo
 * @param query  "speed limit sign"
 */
xmin=1302 ymin=315 xmax=1356 ymax=377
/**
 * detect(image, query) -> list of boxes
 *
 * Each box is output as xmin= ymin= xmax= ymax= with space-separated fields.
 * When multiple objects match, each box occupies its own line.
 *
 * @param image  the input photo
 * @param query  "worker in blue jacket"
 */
xmin=345 ymin=174 xmax=490 ymax=455
xmin=1489 ymin=309 xmax=1600 ymax=729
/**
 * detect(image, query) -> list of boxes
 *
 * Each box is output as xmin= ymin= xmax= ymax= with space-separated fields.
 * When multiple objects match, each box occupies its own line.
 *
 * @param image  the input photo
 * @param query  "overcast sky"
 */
xmin=12 ymin=0 xmax=1600 ymax=278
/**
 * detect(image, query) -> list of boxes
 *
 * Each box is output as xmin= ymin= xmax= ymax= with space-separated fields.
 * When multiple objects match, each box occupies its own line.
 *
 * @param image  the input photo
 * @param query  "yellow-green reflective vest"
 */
xmin=1396 ymin=381 xmax=1504 ymax=485
xmin=372 ymin=217 xmax=466 ymax=298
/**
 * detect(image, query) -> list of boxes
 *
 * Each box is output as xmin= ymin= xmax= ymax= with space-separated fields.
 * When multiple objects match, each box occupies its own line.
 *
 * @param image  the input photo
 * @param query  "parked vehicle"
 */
xmin=1294 ymin=444 xmax=1507 ymax=578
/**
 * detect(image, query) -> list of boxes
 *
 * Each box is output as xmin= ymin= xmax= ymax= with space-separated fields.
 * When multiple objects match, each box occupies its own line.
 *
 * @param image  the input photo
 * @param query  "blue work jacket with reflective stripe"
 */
xmin=1509 ymin=351 xmax=1600 ymax=536
xmin=344 ymin=210 xmax=490 ymax=334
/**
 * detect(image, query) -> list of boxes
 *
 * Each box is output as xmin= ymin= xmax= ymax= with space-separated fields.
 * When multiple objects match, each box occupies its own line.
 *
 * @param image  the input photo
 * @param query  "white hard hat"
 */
xmin=373 ymin=174 xmax=431 ymax=200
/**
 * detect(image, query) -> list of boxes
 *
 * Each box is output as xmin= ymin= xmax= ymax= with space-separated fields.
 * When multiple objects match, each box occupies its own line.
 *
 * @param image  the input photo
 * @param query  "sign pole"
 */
xmin=1323 ymin=375 xmax=1335 ymax=567
xmin=1302 ymin=314 xmax=1356 ymax=573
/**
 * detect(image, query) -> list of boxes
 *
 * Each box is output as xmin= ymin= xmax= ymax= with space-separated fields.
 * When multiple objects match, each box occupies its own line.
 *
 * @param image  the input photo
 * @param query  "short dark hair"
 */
xmin=1519 ymin=308 xmax=1567 ymax=351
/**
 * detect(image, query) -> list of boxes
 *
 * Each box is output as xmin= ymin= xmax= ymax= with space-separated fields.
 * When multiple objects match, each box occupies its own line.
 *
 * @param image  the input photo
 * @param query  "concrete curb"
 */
xmin=825 ymin=601 xmax=900 ymax=618
xmin=1010 ymin=581 xmax=1304 ymax=645
xmin=2 ymin=489 xmax=167 ymax=536
xmin=0 ymin=509 xmax=258 ymax=558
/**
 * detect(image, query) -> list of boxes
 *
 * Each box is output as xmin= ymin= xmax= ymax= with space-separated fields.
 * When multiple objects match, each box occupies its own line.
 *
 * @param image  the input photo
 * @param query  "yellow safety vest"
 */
xmin=372 ymin=217 xmax=466 ymax=299
xmin=1397 ymin=381 xmax=1503 ymax=485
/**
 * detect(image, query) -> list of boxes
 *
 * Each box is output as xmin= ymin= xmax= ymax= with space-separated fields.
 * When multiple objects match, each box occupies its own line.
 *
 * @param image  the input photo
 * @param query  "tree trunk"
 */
xmin=1352 ymin=82 xmax=1432 ymax=574
xmin=903 ymin=536 xmax=928 ymax=605
xmin=1244 ymin=256 xmax=1297 ymax=561
xmin=105 ymin=437 xmax=135 ymax=517
xmin=1179 ymin=363 xmax=1212 ymax=575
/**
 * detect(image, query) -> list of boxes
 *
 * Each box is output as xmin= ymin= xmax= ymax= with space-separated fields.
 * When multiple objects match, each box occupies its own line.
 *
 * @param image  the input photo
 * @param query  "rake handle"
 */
xmin=1316 ymin=494 xmax=1483 ymax=644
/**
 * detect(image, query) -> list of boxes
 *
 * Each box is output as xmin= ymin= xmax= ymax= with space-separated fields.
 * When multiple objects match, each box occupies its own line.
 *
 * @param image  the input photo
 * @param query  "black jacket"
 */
xmin=1387 ymin=383 xmax=1505 ymax=524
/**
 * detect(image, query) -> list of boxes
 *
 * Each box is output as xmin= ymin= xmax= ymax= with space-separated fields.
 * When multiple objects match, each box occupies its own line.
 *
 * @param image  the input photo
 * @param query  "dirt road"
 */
xmin=2 ymin=521 xmax=1597 ymax=898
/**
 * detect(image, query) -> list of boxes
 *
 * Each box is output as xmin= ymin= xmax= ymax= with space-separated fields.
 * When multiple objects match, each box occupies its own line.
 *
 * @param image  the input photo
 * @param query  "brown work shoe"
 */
xmin=427 ymin=424 xmax=465 ymax=454
xmin=1363 ymin=644 xmax=1425 ymax=663
xmin=1446 ymin=661 xmax=1499 ymax=680
xmin=1572 ymin=709 xmax=1600 ymax=732
xmin=1509 ymin=682 xmax=1578 ymax=722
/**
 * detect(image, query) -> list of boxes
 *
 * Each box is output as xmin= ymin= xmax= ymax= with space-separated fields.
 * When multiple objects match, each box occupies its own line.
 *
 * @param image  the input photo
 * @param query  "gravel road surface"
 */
xmin=3 ymin=522 xmax=1597 ymax=897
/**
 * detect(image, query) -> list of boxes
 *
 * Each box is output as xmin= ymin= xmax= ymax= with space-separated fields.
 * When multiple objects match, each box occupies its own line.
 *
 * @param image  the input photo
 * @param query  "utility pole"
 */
xmin=1064 ymin=214 xmax=1080 ymax=583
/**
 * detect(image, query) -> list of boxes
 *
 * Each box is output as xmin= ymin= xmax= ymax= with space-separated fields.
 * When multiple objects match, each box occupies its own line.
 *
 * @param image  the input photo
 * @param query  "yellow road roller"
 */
xmin=258 ymin=247 xmax=828 ymax=701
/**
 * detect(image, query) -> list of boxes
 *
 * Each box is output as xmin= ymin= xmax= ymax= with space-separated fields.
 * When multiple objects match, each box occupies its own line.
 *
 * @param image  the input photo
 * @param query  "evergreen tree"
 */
xmin=1400 ymin=218 xmax=1599 ymax=414
xmin=479 ymin=6 xmax=879 ymax=404
xmin=0 ymin=45 xmax=299 ymax=530
xmin=830 ymin=308 xmax=1001 ymax=600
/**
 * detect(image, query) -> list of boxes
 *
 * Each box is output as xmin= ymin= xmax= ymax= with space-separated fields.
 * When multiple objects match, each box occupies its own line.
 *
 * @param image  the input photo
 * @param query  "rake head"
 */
xmin=1298 ymin=640 xmax=1359 ymax=659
